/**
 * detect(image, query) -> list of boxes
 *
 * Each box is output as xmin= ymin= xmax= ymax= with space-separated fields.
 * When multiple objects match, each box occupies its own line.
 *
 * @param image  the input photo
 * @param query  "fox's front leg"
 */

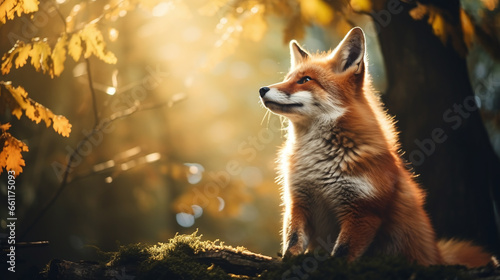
xmin=332 ymin=210 xmax=381 ymax=261
xmin=283 ymin=202 xmax=310 ymax=257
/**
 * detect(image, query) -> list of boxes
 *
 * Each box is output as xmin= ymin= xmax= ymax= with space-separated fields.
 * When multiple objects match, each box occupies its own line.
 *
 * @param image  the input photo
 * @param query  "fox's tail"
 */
xmin=438 ymin=239 xmax=494 ymax=268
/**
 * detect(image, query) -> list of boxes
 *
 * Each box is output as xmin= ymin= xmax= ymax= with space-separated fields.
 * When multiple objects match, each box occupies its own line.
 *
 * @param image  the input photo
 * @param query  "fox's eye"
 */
xmin=297 ymin=76 xmax=312 ymax=84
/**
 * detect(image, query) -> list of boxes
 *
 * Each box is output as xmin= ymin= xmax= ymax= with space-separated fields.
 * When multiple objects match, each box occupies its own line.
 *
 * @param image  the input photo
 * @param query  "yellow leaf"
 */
xmin=81 ymin=24 xmax=117 ymax=64
xmin=1 ymin=41 xmax=31 ymax=75
xmin=51 ymin=34 xmax=68 ymax=77
xmin=409 ymin=2 xmax=429 ymax=20
xmin=68 ymin=33 xmax=82 ymax=62
xmin=1 ymin=55 xmax=13 ymax=75
xmin=0 ymin=142 xmax=6 ymax=171
xmin=0 ymin=151 xmax=6 ymax=173
xmin=0 ymin=82 xmax=22 ymax=118
xmin=0 ymin=0 xmax=39 ymax=24
xmin=24 ymin=101 xmax=43 ymax=124
xmin=0 ymin=82 xmax=72 ymax=137
xmin=4 ymin=136 xmax=29 ymax=175
xmin=0 ymin=123 xmax=11 ymax=131
xmin=481 ymin=0 xmax=498 ymax=11
xmin=429 ymin=12 xmax=447 ymax=44
xmin=29 ymin=39 xmax=52 ymax=73
xmin=299 ymin=0 xmax=334 ymax=25
xmin=22 ymin=0 xmax=39 ymax=13
xmin=14 ymin=43 xmax=31 ymax=68
xmin=0 ymin=130 xmax=29 ymax=176
xmin=52 ymin=115 xmax=72 ymax=137
xmin=1 ymin=45 xmax=16 ymax=75
xmin=350 ymin=0 xmax=372 ymax=13
xmin=460 ymin=9 xmax=474 ymax=50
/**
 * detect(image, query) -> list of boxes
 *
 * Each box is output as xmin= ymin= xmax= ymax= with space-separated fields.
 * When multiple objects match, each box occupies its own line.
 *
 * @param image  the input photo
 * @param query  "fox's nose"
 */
xmin=259 ymin=87 xmax=270 ymax=98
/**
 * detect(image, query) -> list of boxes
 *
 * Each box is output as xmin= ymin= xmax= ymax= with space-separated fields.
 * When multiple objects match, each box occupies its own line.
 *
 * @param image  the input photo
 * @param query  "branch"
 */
xmin=42 ymin=248 xmax=279 ymax=279
xmin=19 ymin=97 xmax=185 ymax=240
xmin=196 ymin=248 xmax=278 ymax=275
xmin=36 ymin=249 xmax=500 ymax=280
xmin=42 ymin=260 xmax=136 ymax=280
xmin=52 ymin=0 xmax=68 ymax=32
xmin=86 ymin=58 xmax=99 ymax=127
xmin=1 ymin=240 xmax=49 ymax=250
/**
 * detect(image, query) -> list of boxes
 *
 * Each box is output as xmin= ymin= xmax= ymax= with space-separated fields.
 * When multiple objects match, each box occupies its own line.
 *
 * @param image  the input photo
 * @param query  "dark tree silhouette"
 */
xmin=374 ymin=0 xmax=500 ymax=254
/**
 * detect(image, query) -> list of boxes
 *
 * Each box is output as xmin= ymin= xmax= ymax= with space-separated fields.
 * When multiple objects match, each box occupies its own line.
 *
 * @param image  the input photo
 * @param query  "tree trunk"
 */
xmin=374 ymin=0 xmax=500 ymax=254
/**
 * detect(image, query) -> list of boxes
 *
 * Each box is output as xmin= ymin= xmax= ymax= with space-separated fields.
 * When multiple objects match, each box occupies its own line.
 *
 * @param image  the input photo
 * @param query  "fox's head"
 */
xmin=259 ymin=27 xmax=367 ymax=126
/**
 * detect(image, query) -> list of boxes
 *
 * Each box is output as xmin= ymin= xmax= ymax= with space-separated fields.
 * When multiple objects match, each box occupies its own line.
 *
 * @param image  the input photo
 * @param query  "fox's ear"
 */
xmin=290 ymin=40 xmax=309 ymax=68
xmin=329 ymin=27 xmax=365 ymax=74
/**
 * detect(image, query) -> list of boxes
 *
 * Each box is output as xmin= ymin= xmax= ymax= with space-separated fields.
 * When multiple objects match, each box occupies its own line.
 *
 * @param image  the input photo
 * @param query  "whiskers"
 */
xmin=260 ymin=109 xmax=272 ymax=126
xmin=260 ymin=108 xmax=288 ymax=135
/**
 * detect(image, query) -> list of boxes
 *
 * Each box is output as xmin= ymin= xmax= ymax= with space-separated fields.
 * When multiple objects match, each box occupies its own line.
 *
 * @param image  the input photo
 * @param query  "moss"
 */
xmin=261 ymin=253 xmax=470 ymax=280
xmin=106 ymin=243 xmax=150 ymax=266
xmin=105 ymin=231 xmax=232 ymax=280
xmin=100 ymin=231 xmax=481 ymax=280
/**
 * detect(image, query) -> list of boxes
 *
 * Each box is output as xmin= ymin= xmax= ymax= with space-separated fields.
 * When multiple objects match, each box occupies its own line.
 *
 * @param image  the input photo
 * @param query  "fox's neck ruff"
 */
xmin=283 ymin=118 xmax=359 ymax=177
xmin=282 ymin=90 xmax=399 ymax=178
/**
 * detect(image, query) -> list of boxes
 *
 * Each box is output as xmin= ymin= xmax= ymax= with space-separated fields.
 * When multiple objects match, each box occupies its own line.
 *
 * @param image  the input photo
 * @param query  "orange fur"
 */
xmin=259 ymin=27 xmax=493 ymax=268
xmin=438 ymin=239 xmax=493 ymax=268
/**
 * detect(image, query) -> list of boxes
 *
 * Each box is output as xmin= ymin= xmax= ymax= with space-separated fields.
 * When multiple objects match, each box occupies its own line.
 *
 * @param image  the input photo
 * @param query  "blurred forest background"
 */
xmin=1 ymin=0 xmax=500 ymax=274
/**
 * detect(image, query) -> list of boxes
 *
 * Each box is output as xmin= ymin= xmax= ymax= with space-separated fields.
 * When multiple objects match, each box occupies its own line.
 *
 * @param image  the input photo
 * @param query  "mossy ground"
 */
xmin=101 ymin=231 xmax=472 ymax=280
xmin=265 ymin=254 xmax=469 ymax=280
xmin=105 ymin=231 xmax=233 ymax=280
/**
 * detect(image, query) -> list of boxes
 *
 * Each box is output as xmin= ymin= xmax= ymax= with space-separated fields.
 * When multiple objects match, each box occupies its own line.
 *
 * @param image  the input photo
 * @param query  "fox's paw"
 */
xmin=284 ymin=245 xmax=303 ymax=258
xmin=283 ymin=231 xmax=308 ymax=258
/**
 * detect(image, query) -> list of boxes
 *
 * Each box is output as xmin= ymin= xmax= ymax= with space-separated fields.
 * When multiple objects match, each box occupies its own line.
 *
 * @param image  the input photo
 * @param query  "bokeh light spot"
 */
xmin=152 ymin=2 xmax=172 ymax=17
xmin=109 ymin=28 xmax=119 ymax=42
xmin=217 ymin=197 xmax=225 ymax=212
xmin=105 ymin=86 xmax=116 ymax=95
xmin=192 ymin=205 xmax=203 ymax=218
xmin=145 ymin=153 xmax=161 ymax=163
xmin=184 ymin=163 xmax=204 ymax=184
xmin=176 ymin=212 xmax=195 ymax=227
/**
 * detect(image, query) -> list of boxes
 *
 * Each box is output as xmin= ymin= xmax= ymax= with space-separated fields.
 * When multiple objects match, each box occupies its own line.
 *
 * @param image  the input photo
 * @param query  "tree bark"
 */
xmin=374 ymin=0 xmax=500 ymax=254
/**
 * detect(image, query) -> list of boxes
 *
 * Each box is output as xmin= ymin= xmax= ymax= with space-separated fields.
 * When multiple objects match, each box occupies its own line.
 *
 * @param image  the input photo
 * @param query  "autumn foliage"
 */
xmin=0 ymin=0 xmax=124 ymax=175
xmin=1 ymin=0 xmax=498 ymax=177
xmin=0 ymin=123 xmax=28 ymax=175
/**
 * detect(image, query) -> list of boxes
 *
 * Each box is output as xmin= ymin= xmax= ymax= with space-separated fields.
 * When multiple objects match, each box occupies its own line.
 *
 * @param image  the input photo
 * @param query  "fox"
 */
xmin=258 ymin=27 xmax=493 ymax=268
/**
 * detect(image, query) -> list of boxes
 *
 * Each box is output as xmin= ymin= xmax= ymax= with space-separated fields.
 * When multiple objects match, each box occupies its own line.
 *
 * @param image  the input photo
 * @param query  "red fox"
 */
xmin=259 ymin=27 xmax=493 ymax=268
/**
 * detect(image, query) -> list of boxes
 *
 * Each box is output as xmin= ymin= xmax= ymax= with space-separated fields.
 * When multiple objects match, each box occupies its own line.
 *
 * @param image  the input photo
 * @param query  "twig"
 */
xmin=52 ymin=0 xmax=68 ymax=32
xmin=19 ymin=131 xmax=91 ymax=240
xmin=86 ymin=58 xmax=99 ymax=127
xmin=19 ymin=98 xmax=185 ymax=240
xmin=1 ymin=241 xmax=49 ymax=250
